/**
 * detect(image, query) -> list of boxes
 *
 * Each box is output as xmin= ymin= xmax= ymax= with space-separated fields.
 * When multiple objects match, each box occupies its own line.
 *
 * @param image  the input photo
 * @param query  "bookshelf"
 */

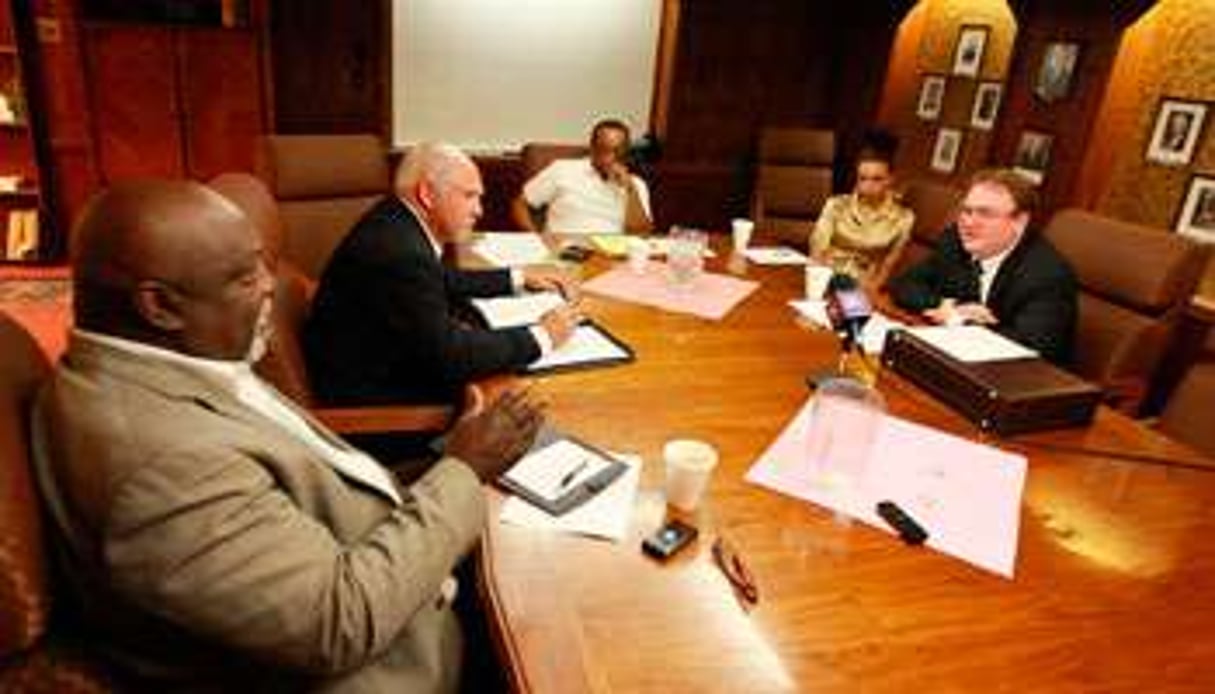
xmin=1 ymin=0 xmax=55 ymax=263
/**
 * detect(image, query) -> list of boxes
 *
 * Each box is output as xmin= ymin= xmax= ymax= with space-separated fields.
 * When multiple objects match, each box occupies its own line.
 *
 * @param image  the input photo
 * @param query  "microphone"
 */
xmin=824 ymin=273 xmax=872 ymax=354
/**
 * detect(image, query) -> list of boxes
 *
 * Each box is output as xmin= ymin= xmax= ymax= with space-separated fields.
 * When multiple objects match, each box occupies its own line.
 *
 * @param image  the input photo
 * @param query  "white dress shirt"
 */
xmin=522 ymin=158 xmax=651 ymax=234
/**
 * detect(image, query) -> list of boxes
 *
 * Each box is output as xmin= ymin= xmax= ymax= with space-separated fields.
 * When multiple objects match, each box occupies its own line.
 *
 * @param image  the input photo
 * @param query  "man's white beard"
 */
xmin=245 ymin=296 xmax=274 ymax=364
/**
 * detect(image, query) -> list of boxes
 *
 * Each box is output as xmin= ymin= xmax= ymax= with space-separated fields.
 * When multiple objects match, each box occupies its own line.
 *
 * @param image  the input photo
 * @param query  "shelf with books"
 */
xmin=0 ymin=0 xmax=57 ymax=263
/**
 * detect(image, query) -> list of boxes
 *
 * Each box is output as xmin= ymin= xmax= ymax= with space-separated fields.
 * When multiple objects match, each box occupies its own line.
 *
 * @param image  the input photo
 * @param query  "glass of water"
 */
xmin=667 ymin=226 xmax=705 ymax=288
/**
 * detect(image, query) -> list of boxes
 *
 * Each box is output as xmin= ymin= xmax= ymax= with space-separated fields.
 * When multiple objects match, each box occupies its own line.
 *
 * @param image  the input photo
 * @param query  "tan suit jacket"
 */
xmin=32 ymin=335 xmax=485 ymax=692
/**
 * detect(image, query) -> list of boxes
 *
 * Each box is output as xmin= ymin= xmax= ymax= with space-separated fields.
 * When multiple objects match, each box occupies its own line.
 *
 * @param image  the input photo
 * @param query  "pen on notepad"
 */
xmin=557 ymin=459 xmax=589 ymax=491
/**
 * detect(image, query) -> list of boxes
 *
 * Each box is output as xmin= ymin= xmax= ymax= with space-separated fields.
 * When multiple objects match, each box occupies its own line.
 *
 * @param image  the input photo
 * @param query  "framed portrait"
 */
xmin=916 ymin=75 xmax=946 ymax=121
xmin=1012 ymin=130 xmax=1053 ymax=185
xmin=951 ymin=25 xmax=989 ymax=78
xmin=1145 ymin=98 xmax=1209 ymax=166
xmin=970 ymin=82 xmax=1003 ymax=130
xmin=1174 ymin=174 xmax=1215 ymax=243
xmin=930 ymin=127 xmax=963 ymax=173
xmin=1033 ymin=42 xmax=1080 ymax=103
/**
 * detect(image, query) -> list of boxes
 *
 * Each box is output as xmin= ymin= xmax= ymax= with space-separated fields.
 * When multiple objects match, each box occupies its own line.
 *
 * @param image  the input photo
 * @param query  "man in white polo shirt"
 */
xmin=512 ymin=118 xmax=654 ymax=235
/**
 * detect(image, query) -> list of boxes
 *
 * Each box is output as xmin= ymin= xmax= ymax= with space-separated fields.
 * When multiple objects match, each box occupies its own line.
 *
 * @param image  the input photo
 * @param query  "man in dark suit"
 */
xmin=888 ymin=168 xmax=1077 ymax=365
xmin=305 ymin=142 xmax=582 ymax=408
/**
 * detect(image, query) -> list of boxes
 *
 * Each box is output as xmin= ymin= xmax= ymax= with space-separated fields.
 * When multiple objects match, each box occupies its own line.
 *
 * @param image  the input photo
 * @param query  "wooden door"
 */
xmin=179 ymin=27 xmax=265 ymax=179
xmin=83 ymin=24 xmax=184 ymax=181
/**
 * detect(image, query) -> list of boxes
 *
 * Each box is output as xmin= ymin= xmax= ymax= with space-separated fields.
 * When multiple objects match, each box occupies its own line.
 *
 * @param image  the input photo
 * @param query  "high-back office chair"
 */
xmin=520 ymin=142 xmax=588 ymax=182
xmin=1043 ymin=209 xmax=1213 ymax=413
xmin=1158 ymin=361 xmax=1215 ymax=458
xmin=0 ymin=312 xmax=115 ymax=692
xmin=259 ymin=134 xmax=390 ymax=279
xmin=751 ymin=127 xmax=835 ymax=250
xmin=208 ymin=173 xmax=454 ymax=435
xmin=887 ymin=178 xmax=963 ymax=281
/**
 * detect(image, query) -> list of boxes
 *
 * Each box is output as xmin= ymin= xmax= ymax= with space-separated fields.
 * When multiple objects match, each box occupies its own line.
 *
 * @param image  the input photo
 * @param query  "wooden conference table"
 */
xmin=472 ymin=238 xmax=1215 ymax=693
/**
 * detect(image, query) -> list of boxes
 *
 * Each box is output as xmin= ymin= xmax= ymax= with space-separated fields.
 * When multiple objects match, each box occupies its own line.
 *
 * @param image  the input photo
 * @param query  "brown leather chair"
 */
xmin=1158 ymin=361 xmax=1215 ymax=458
xmin=258 ymin=134 xmax=391 ymax=279
xmin=0 ymin=312 xmax=114 ymax=692
xmin=208 ymin=173 xmax=453 ymax=435
xmin=887 ymin=177 xmax=963 ymax=281
xmin=520 ymin=142 xmax=588 ymax=182
xmin=751 ymin=127 xmax=835 ymax=250
xmin=1043 ymin=209 xmax=1213 ymax=414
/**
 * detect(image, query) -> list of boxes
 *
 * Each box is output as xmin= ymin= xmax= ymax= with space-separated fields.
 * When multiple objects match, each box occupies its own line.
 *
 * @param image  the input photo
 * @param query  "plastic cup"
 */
xmin=663 ymin=439 xmax=719 ymax=512
xmin=731 ymin=218 xmax=755 ymax=251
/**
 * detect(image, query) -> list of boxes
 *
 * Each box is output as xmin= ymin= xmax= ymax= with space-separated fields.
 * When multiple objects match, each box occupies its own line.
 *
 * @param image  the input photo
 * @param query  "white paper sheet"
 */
xmin=471 ymin=232 xmax=553 ymax=267
xmin=745 ymin=397 xmax=1028 ymax=577
xmin=527 ymin=324 xmax=630 ymax=372
xmin=908 ymin=325 xmax=1037 ymax=362
xmin=742 ymin=247 xmax=809 ymax=265
xmin=471 ymin=292 xmax=565 ymax=328
xmin=500 ymin=446 xmax=641 ymax=541
xmin=787 ymin=302 xmax=905 ymax=355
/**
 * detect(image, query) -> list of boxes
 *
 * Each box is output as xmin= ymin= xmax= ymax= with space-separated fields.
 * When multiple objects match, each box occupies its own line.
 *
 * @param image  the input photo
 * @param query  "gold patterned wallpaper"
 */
xmin=1093 ymin=0 xmax=1215 ymax=294
xmin=1097 ymin=0 xmax=1215 ymax=224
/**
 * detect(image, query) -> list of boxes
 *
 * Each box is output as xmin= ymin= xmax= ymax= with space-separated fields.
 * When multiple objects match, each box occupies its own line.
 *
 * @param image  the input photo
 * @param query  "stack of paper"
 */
xmin=470 ymin=292 xmax=565 ymax=328
xmin=908 ymin=325 xmax=1037 ymax=362
xmin=582 ymin=264 xmax=758 ymax=320
xmin=472 ymin=232 xmax=553 ymax=267
xmin=745 ymin=397 xmax=1028 ymax=577
xmin=742 ymin=247 xmax=809 ymax=265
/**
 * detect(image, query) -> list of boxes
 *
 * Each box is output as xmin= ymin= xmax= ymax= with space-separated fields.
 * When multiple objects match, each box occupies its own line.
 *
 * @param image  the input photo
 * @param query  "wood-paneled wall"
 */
xmin=270 ymin=0 xmax=387 ymax=135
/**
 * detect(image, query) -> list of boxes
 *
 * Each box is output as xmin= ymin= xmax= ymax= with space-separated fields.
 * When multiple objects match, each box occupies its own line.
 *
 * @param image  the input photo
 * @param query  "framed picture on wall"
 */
xmin=930 ymin=127 xmax=963 ymax=173
xmin=916 ymin=75 xmax=946 ymax=120
xmin=970 ymin=82 xmax=1003 ymax=130
xmin=951 ymin=25 xmax=989 ymax=78
xmin=1012 ymin=130 xmax=1053 ymax=185
xmin=1174 ymin=174 xmax=1215 ymax=243
xmin=1033 ymin=41 xmax=1080 ymax=103
xmin=1145 ymin=98 xmax=1209 ymax=166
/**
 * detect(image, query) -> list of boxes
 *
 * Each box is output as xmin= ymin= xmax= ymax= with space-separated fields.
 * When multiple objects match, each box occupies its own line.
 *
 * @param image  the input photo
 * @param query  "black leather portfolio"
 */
xmin=882 ymin=329 xmax=1102 ymax=435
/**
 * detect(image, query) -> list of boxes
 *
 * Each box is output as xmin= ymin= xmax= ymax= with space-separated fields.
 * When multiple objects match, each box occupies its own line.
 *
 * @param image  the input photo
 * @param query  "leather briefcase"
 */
xmin=881 ymin=329 xmax=1102 ymax=435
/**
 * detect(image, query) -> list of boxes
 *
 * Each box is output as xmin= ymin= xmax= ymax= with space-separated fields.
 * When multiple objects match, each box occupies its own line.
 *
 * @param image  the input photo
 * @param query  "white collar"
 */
xmin=73 ymin=328 xmax=251 ymax=390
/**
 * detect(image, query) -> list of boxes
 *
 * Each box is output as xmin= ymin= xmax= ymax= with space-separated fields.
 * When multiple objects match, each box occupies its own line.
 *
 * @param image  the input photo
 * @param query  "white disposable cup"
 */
xmin=805 ymin=264 xmax=833 ymax=300
xmin=663 ymin=439 xmax=719 ymax=512
xmin=626 ymin=237 xmax=650 ymax=273
xmin=731 ymin=218 xmax=755 ymax=251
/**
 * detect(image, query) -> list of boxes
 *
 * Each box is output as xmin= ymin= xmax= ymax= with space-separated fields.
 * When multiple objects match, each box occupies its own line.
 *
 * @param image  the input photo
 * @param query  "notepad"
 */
xmin=907 ymin=325 xmax=1037 ymax=362
xmin=742 ymin=247 xmax=809 ymax=265
xmin=471 ymin=232 xmax=553 ymax=267
xmin=526 ymin=323 xmax=633 ymax=373
xmin=471 ymin=292 xmax=566 ymax=328
xmin=499 ymin=438 xmax=630 ymax=516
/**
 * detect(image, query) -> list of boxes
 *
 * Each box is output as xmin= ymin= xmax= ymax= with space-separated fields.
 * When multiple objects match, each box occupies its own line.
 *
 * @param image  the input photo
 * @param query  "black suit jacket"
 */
xmin=304 ymin=196 xmax=539 ymax=406
xmin=888 ymin=224 xmax=1077 ymax=365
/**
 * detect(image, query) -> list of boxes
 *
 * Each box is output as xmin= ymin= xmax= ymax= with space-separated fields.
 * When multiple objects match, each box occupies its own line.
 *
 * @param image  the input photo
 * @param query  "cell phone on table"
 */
xmin=642 ymin=519 xmax=699 ymax=560
xmin=558 ymin=244 xmax=593 ymax=263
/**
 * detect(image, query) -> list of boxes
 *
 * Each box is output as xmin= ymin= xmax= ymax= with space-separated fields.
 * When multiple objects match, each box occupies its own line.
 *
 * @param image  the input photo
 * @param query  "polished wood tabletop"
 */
xmin=473 ymin=238 xmax=1215 ymax=693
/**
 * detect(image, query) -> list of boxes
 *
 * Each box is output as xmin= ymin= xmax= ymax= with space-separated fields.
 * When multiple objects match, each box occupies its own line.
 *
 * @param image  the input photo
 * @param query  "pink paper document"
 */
xmin=583 ymin=264 xmax=759 ymax=320
xmin=745 ymin=397 xmax=1028 ymax=577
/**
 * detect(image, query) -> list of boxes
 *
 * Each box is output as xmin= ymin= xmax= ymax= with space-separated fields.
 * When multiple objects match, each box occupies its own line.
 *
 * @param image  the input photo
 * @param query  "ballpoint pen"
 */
xmin=556 ymin=459 xmax=589 ymax=492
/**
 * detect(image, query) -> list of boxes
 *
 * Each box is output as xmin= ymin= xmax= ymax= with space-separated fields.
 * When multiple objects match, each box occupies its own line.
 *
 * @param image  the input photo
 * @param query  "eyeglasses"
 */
xmin=957 ymin=205 xmax=1017 ymax=221
xmin=712 ymin=535 xmax=759 ymax=609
